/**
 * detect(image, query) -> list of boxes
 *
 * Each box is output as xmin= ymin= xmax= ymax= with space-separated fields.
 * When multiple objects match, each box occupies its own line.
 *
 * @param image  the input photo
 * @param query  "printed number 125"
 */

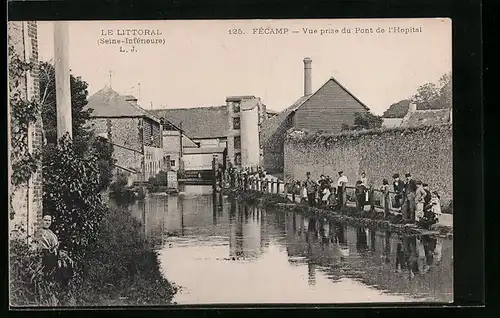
xmin=229 ymin=28 xmax=244 ymax=35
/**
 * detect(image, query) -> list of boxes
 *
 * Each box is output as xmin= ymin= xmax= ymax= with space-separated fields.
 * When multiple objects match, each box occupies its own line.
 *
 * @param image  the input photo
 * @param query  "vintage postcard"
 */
xmin=8 ymin=18 xmax=452 ymax=306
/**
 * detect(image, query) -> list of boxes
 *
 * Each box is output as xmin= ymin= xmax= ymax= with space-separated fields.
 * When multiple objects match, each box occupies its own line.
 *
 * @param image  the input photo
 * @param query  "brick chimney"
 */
xmin=303 ymin=57 xmax=312 ymax=96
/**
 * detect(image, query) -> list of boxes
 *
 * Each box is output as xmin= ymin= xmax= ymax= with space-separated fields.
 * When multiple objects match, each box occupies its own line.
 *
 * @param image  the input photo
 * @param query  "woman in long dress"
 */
xmin=380 ymin=179 xmax=391 ymax=218
xmin=39 ymin=215 xmax=59 ymax=275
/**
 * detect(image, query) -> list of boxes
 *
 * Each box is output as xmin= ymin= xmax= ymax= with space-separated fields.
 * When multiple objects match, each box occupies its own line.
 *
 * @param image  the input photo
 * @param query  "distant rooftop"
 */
xmin=86 ymin=87 xmax=160 ymax=123
xmin=149 ymin=106 xmax=229 ymax=139
xmin=401 ymin=108 xmax=451 ymax=127
xmin=226 ymin=96 xmax=256 ymax=102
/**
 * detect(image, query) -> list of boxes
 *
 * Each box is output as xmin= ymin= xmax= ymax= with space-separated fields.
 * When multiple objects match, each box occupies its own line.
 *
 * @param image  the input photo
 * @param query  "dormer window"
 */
xmin=233 ymin=117 xmax=241 ymax=130
xmin=233 ymin=101 xmax=241 ymax=113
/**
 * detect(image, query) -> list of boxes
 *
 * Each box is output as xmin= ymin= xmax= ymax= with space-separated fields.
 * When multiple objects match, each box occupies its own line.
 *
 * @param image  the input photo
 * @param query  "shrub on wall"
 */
xmin=285 ymin=124 xmax=453 ymax=208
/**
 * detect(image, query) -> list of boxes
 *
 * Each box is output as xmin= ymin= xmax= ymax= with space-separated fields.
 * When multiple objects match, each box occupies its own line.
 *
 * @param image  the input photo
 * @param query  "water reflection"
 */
xmin=119 ymin=189 xmax=452 ymax=304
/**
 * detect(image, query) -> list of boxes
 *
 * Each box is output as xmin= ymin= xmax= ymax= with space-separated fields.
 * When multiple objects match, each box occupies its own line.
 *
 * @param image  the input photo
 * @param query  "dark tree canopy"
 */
xmin=382 ymin=72 xmax=452 ymax=118
xmin=39 ymin=61 xmax=94 ymax=155
xmin=39 ymin=61 xmax=115 ymax=192
xmin=341 ymin=112 xmax=383 ymax=131
xmin=382 ymin=99 xmax=411 ymax=118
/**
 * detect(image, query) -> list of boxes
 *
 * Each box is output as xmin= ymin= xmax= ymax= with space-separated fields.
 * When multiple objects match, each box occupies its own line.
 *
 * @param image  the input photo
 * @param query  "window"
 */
xmin=234 ymin=136 xmax=241 ymax=149
xmin=233 ymin=101 xmax=241 ymax=113
xmin=233 ymin=117 xmax=240 ymax=130
xmin=170 ymin=160 xmax=176 ymax=167
xmin=235 ymin=153 xmax=241 ymax=165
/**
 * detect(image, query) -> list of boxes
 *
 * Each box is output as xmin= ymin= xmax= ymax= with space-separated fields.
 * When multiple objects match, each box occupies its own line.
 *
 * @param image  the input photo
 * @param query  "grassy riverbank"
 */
xmin=10 ymin=206 xmax=178 ymax=307
xmin=227 ymin=189 xmax=452 ymax=238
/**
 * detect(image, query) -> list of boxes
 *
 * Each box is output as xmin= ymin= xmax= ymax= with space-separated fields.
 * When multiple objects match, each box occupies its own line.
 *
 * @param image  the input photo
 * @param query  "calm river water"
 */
xmin=124 ymin=185 xmax=453 ymax=304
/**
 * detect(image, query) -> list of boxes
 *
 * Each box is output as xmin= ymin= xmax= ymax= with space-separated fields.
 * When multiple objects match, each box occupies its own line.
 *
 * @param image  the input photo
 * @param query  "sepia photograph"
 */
xmin=8 ymin=18 xmax=453 ymax=306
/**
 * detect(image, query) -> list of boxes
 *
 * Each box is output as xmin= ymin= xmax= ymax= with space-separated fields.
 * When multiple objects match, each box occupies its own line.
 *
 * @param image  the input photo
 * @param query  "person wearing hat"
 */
xmin=305 ymin=172 xmax=317 ymax=207
xmin=380 ymin=178 xmax=391 ymax=218
xmin=337 ymin=170 xmax=348 ymax=212
xmin=360 ymin=172 xmax=369 ymax=202
xmin=414 ymin=181 xmax=427 ymax=222
xmin=392 ymin=173 xmax=404 ymax=209
xmin=402 ymin=173 xmax=417 ymax=224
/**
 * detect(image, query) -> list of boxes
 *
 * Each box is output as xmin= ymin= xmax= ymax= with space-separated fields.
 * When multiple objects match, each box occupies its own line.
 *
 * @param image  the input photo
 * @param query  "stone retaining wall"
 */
xmin=284 ymin=125 xmax=453 ymax=209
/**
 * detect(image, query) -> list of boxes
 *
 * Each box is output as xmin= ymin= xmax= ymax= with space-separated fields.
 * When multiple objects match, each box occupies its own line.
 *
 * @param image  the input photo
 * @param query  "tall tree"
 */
xmin=39 ymin=61 xmax=115 ymax=191
xmin=411 ymin=82 xmax=440 ymax=110
xmin=437 ymin=72 xmax=452 ymax=109
xmin=39 ymin=61 xmax=93 ymax=154
xmin=382 ymin=99 xmax=411 ymax=118
xmin=383 ymin=72 xmax=452 ymax=118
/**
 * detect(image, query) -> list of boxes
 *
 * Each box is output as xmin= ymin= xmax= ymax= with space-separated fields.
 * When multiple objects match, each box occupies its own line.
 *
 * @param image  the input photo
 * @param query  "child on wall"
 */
xmin=321 ymin=185 xmax=331 ymax=207
xmin=430 ymin=191 xmax=442 ymax=222
xmin=301 ymin=181 xmax=308 ymax=204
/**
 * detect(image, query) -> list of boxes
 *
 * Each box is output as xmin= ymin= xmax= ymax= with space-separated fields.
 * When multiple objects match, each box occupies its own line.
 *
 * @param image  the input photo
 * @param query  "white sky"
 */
xmin=36 ymin=18 xmax=451 ymax=115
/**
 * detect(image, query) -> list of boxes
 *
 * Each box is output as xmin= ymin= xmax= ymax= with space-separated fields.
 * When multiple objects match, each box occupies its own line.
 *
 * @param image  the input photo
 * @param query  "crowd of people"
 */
xmin=292 ymin=171 xmax=442 ymax=227
xmin=221 ymin=164 xmax=443 ymax=227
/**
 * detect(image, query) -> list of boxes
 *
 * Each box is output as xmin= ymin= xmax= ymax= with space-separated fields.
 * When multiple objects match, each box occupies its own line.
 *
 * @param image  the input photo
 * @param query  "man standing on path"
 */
xmin=305 ymin=172 xmax=317 ymax=207
xmin=403 ymin=173 xmax=417 ymax=224
xmin=337 ymin=170 xmax=348 ymax=212
xmin=360 ymin=172 xmax=369 ymax=203
xmin=414 ymin=181 xmax=427 ymax=223
xmin=392 ymin=174 xmax=404 ymax=209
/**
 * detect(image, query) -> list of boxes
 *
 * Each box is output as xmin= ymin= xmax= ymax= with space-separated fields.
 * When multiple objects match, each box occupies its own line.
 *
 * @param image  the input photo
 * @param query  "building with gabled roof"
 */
xmin=86 ymin=86 xmax=164 ymax=182
xmin=260 ymin=58 xmax=371 ymax=173
xmin=149 ymin=95 xmax=272 ymax=172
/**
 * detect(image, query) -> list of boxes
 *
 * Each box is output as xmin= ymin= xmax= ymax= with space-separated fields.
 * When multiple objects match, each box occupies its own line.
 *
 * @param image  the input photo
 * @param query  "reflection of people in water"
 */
xmin=307 ymin=258 xmax=316 ymax=287
xmin=334 ymin=222 xmax=347 ymax=245
xmin=308 ymin=216 xmax=318 ymax=237
xmin=416 ymin=236 xmax=428 ymax=274
xmin=384 ymin=231 xmax=391 ymax=264
xmin=422 ymin=235 xmax=437 ymax=266
xmin=395 ymin=238 xmax=405 ymax=272
xmin=434 ymin=237 xmax=443 ymax=264
xmin=396 ymin=236 xmax=413 ymax=273
xmin=356 ymin=227 xmax=368 ymax=251
xmin=328 ymin=220 xmax=336 ymax=243
xmin=370 ymin=229 xmax=376 ymax=252
xmin=229 ymin=199 xmax=236 ymax=220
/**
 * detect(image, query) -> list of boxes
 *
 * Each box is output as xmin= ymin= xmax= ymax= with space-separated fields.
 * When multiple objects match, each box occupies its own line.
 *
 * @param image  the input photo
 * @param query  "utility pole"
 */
xmin=53 ymin=21 xmax=72 ymax=141
xmin=179 ymin=121 xmax=183 ymax=159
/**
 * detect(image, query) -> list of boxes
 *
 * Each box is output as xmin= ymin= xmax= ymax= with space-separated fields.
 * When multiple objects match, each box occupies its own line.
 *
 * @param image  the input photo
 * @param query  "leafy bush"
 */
xmin=9 ymin=239 xmax=62 ymax=307
xmin=10 ymin=207 xmax=178 ymax=307
xmin=109 ymin=172 xmax=136 ymax=205
xmin=42 ymin=134 xmax=107 ymax=259
xmin=341 ymin=112 xmax=383 ymax=131
xmin=177 ymin=168 xmax=186 ymax=179
xmin=442 ymin=200 xmax=453 ymax=214
xmin=147 ymin=171 xmax=167 ymax=192
xmin=72 ymin=207 xmax=178 ymax=306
